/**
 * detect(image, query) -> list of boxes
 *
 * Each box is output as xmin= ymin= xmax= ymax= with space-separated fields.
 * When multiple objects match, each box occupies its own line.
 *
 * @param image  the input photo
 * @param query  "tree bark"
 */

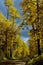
xmin=37 ymin=39 xmax=41 ymax=55
xmin=37 ymin=0 xmax=41 ymax=55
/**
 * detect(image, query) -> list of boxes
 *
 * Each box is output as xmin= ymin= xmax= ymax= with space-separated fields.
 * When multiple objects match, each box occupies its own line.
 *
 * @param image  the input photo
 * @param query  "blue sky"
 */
xmin=0 ymin=0 xmax=30 ymax=43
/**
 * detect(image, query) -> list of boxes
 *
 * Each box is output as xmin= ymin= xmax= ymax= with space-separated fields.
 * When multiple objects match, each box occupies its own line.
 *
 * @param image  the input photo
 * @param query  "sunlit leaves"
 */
xmin=21 ymin=0 xmax=43 ymax=56
xmin=29 ymin=37 xmax=37 ymax=56
xmin=9 ymin=6 xmax=20 ymax=18
xmin=0 ymin=0 xmax=21 ymax=59
xmin=0 ymin=13 xmax=11 ymax=29
xmin=12 ymin=35 xmax=30 ymax=59
xmin=4 ymin=0 xmax=14 ymax=7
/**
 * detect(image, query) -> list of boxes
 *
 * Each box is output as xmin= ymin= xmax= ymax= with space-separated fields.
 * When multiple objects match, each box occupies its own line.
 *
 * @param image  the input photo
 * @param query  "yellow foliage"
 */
xmin=9 ymin=6 xmax=20 ymax=18
xmin=12 ymin=35 xmax=30 ymax=58
xmin=0 ymin=13 xmax=11 ymax=29
xmin=0 ymin=0 xmax=21 ymax=59
xmin=4 ymin=0 xmax=14 ymax=7
xmin=20 ymin=0 xmax=43 ymax=57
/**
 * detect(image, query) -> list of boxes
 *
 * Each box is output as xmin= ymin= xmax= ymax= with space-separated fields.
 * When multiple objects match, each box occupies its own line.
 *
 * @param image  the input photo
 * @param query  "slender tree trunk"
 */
xmin=37 ymin=0 xmax=41 ymax=55
xmin=5 ymin=30 xmax=8 ymax=58
xmin=10 ymin=17 xmax=14 ymax=58
xmin=10 ymin=48 xmax=12 ymax=59
xmin=7 ymin=7 xmax=9 ymax=19
xmin=37 ymin=39 xmax=41 ymax=55
xmin=5 ymin=7 xmax=9 ymax=58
